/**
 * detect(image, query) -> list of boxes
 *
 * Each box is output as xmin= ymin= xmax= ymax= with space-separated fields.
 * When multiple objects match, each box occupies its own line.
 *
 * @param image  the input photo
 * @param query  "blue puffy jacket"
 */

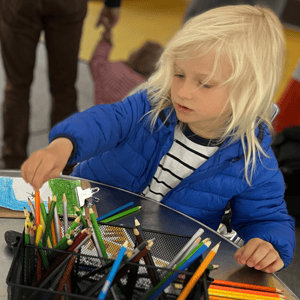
xmin=50 ymin=90 xmax=295 ymax=267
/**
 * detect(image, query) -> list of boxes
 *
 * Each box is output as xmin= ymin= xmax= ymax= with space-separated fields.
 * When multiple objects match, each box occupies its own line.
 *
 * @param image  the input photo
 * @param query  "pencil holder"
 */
xmin=6 ymin=217 xmax=211 ymax=300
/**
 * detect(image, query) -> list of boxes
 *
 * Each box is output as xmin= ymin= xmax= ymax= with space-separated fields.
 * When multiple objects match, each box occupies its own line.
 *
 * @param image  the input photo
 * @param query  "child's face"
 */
xmin=171 ymin=50 xmax=232 ymax=138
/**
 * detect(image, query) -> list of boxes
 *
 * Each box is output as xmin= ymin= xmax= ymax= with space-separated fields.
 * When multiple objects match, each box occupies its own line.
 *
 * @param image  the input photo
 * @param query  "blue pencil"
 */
xmin=96 ymin=202 xmax=134 ymax=222
xmin=98 ymin=240 xmax=129 ymax=300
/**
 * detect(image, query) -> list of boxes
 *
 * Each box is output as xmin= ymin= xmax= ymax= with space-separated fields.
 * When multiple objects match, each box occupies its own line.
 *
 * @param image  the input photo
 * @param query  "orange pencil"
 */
xmin=35 ymin=191 xmax=41 ymax=227
xmin=177 ymin=241 xmax=221 ymax=300
xmin=209 ymin=289 xmax=285 ymax=300
xmin=209 ymin=285 xmax=286 ymax=298
xmin=209 ymin=297 xmax=236 ymax=300
xmin=212 ymin=279 xmax=284 ymax=294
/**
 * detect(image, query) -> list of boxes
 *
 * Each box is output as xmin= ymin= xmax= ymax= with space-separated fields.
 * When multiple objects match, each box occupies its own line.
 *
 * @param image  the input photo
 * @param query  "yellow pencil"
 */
xmin=209 ymin=289 xmax=285 ymax=300
xmin=177 ymin=241 xmax=221 ymax=300
xmin=35 ymin=224 xmax=44 ymax=246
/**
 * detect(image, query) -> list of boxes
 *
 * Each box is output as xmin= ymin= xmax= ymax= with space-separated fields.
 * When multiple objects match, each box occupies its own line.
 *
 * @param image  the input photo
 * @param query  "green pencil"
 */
xmin=100 ymin=206 xmax=142 ymax=223
xmin=24 ymin=223 xmax=30 ymax=285
xmin=89 ymin=207 xmax=108 ymax=259
xmin=40 ymin=201 xmax=47 ymax=222
xmin=43 ymin=197 xmax=56 ymax=247
xmin=54 ymin=217 xmax=80 ymax=250
xmin=74 ymin=205 xmax=88 ymax=228
xmin=38 ymin=240 xmax=50 ymax=270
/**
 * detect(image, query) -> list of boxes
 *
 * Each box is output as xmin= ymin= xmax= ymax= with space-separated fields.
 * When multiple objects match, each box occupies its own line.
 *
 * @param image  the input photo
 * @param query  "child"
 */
xmin=21 ymin=4 xmax=295 ymax=273
xmin=90 ymin=29 xmax=163 ymax=104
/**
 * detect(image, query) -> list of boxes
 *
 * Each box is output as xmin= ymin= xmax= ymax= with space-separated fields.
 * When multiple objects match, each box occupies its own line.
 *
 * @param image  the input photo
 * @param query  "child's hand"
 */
xmin=234 ymin=238 xmax=284 ymax=273
xmin=95 ymin=6 xmax=120 ymax=30
xmin=21 ymin=138 xmax=73 ymax=191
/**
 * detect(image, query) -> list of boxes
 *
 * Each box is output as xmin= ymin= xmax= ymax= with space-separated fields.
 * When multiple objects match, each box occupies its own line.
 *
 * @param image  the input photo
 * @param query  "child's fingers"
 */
xmin=253 ymin=249 xmax=280 ymax=270
xmin=262 ymin=258 xmax=284 ymax=273
xmin=21 ymin=153 xmax=43 ymax=186
xmin=31 ymin=164 xmax=54 ymax=191
xmin=234 ymin=239 xmax=258 ymax=265
xmin=244 ymin=241 xmax=274 ymax=268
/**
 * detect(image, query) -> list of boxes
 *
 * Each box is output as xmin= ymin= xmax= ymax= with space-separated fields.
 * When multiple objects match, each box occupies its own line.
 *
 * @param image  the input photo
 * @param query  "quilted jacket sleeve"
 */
xmin=49 ymin=90 xmax=149 ymax=164
xmin=230 ymin=146 xmax=295 ymax=268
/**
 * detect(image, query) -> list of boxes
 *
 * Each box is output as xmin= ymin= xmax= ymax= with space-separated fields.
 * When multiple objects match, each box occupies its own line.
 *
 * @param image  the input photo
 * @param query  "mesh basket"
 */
xmin=6 ymin=218 xmax=211 ymax=300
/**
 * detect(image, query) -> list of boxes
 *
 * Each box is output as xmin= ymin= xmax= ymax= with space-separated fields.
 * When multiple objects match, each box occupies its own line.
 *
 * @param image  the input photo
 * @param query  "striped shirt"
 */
xmin=142 ymin=125 xmax=220 ymax=202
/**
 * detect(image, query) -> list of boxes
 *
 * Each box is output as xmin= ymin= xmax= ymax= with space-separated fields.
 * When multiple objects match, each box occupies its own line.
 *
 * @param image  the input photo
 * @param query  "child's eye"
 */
xmin=174 ymin=74 xmax=184 ymax=78
xmin=199 ymin=81 xmax=212 ymax=89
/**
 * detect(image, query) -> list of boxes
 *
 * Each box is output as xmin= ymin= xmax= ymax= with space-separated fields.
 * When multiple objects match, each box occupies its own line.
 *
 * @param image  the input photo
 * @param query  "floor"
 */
xmin=0 ymin=0 xmax=299 ymax=298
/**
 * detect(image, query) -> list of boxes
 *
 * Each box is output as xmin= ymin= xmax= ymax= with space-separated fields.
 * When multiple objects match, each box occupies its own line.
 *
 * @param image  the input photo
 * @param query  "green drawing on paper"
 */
xmin=48 ymin=178 xmax=82 ymax=215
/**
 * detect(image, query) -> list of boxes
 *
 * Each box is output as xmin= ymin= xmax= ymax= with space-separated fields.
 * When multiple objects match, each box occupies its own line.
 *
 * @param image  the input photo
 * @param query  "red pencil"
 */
xmin=212 ymin=279 xmax=284 ymax=294
xmin=210 ymin=284 xmax=285 ymax=298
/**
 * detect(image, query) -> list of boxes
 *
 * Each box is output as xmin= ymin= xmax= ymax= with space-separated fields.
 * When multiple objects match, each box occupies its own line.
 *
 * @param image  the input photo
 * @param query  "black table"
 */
xmin=0 ymin=171 xmax=298 ymax=300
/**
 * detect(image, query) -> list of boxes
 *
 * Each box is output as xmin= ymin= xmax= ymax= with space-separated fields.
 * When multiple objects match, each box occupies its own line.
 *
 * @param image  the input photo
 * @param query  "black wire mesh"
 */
xmin=7 ymin=217 xmax=211 ymax=300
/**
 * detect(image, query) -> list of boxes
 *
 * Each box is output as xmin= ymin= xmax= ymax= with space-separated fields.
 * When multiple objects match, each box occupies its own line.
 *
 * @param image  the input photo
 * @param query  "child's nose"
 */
xmin=177 ymin=80 xmax=193 ymax=100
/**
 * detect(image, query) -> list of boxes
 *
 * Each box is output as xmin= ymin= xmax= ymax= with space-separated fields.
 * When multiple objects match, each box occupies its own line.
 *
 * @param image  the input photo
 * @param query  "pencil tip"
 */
xmin=205 ymin=240 xmax=212 ymax=247
xmin=212 ymin=241 xmax=221 ymax=252
xmin=123 ymin=240 xmax=129 ymax=247
xmin=134 ymin=218 xmax=140 ymax=226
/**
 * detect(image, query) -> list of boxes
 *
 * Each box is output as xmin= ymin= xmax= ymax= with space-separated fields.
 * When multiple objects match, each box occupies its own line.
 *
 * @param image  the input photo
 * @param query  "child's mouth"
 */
xmin=176 ymin=103 xmax=193 ymax=113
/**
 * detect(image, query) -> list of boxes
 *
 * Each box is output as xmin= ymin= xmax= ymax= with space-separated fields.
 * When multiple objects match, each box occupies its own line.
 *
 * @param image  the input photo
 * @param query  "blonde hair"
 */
xmin=145 ymin=4 xmax=286 ymax=185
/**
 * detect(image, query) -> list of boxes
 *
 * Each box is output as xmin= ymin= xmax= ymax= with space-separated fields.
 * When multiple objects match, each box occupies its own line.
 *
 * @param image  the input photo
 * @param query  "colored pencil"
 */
xmin=24 ymin=207 xmax=30 ymax=218
xmin=74 ymin=205 xmax=88 ymax=228
xmin=134 ymin=219 xmax=161 ymax=283
xmin=134 ymin=227 xmax=160 ymax=287
xmin=209 ymin=289 xmax=286 ymax=300
xmin=35 ymin=224 xmax=44 ymax=246
xmin=38 ymin=240 xmax=50 ymax=270
xmin=100 ymin=206 xmax=142 ymax=223
xmin=35 ymin=191 xmax=40 ymax=227
xmin=63 ymin=193 xmax=69 ymax=234
xmin=89 ymin=207 xmax=108 ymax=259
xmin=28 ymin=199 xmax=36 ymax=219
xmin=56 ymin=254 xmax=77 ymax=292
xmin=143 ymin=240 xmax=211 ymax=300
xmin=98 ymin=241 xmax=129 ymax=300
xmin=40 ymin=201 xmax=47 ymax=221
xmin=54 ymin=217 xmax=80 ymax=250
xmin=96 ymin=201 xmax=134 ymax=222
xmin=43 ymin=196 xmax=56 ymax=246
xmin=112 ymin=240 xmax=154 ymax=286
xmin=209 ymin=285 xmax=286 ymax=299
xmin=167 ymin=228 xmax=204 ymax=271
xmin=167 ymin=233 xmax=204 ymax=274
xmin=24 ymin=223 xmax=30 ymax=285
xmin=177 ymin=241 xmax=221 ymax=300
xmin=212 ymin=279 xmax=284 ymax=294
xmin=40 ymin=211 xmax=52 ymax=248
xmin=87 ymin=218 xmax=103 ymax=258
xmin=33 ymin=234 xmax=91 ymax=289
xmin=53 ymin=196 xmax=61 ymax=243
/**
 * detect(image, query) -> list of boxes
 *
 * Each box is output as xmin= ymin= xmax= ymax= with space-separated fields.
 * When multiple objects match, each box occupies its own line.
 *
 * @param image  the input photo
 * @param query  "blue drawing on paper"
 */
xmin=0 ymin=177 xmax=31 ymax=211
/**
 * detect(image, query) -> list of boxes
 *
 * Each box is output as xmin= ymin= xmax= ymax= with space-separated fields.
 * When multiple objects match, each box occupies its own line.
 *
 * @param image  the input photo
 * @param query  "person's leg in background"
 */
xmin=43 ymin=0 xmax=87 ymax=174
xmin=0 ymin=0 xmax=43 ymax=169
xmin=44 ymin=0 xmax=87 ymax=128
